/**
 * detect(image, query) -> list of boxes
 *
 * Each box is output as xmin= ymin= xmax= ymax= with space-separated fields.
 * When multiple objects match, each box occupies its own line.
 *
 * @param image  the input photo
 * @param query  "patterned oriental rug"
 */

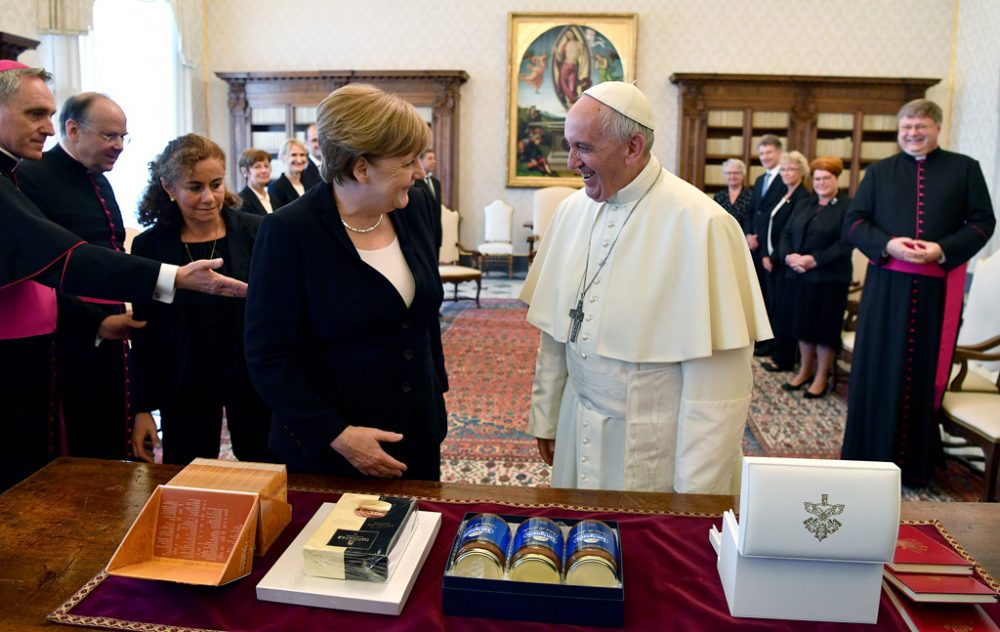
xmin=438 ymin=299 xmax=982 ymax=502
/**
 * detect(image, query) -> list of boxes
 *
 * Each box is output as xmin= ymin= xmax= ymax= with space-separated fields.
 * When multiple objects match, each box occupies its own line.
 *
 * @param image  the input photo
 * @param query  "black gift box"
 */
xmin=441 ymin=512 xmax=625 ymax=627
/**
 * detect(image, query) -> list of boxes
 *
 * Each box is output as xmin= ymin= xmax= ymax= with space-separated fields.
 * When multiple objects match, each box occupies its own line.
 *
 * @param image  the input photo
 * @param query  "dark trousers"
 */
xmin=57 ymin=330 xmax=132 ymax=459
xmin=751 ymin=248 xmax=772 ymax=353
xmin=766 ymin=264 xmax=798 ymax=369
xmin=0 ymin=334 xmax=56 ymax=491
xmin=160 ymin=379 xmax=275 ymax=466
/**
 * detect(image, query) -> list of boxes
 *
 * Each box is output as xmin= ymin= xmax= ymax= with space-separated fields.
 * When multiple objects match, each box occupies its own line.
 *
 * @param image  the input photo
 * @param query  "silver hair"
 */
xmin=721 ymin=158 xmax=747 ymax=176
xmin=780 ymin=150 xmax=810 ymax=179
xmin=0 ymin=67 xmax=52 ymax=104
xmin=597 ymin=104 xmax=654 ymax=157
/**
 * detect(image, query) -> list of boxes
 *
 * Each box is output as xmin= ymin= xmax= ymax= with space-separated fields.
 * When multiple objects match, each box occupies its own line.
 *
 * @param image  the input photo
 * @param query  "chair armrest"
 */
xmin=457 ymin=242 xmax=481 ymax=256
xmin=949 ymin=336 xmax=1000 ymax=392
xmin=526 ymin=235 xmax=540 ymax=244
xmin=843 ymin=299 xmax=860 ymax=332
xmin=523 ymin=220 xmax=534 ymax=229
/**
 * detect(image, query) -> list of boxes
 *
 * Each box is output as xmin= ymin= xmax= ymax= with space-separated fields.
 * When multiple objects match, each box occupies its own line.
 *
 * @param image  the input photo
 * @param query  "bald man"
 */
xmin=19 ymin=93 xmax=138 ymax=460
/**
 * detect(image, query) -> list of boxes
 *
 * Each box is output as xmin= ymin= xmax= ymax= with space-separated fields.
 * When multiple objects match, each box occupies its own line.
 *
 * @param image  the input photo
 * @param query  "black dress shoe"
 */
xmin=753 ymin=347 xmax=771 ymax=357
xmin=803 ymin=388 xmax=828 ymax=399
xmin=781 ymin=380 xmax=810 ymax=391
xmin=761 ymin=361 xmax=791 ymax=373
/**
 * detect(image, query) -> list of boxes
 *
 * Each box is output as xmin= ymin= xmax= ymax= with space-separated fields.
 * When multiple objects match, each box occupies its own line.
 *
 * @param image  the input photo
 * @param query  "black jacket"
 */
xmin=245 ymin=182 xmax=448 ymax=476
xmin=777 ymin=193 xmax=853 ymax=284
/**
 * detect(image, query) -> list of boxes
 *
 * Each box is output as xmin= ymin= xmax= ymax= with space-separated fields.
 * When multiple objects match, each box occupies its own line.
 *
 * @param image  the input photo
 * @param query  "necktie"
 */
xmin=761 ymin=172 xmax=771 ymax=193
xmin=425 ymin=176 xmax=436 ymax=199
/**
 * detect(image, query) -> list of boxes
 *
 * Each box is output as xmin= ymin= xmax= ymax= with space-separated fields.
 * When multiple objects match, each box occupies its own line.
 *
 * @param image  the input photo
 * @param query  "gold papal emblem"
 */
xmin=803 ymin=493 xmax=845 ymax=542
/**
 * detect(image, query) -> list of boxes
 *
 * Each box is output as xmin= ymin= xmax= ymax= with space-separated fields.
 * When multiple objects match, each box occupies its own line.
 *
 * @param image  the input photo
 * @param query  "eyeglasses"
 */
xmin=779 ymin=166 xmax=800 ymax=172
xmin=899 ymin=124 xmax=933 ymax=133
xmin=77 ymin=121 xmax=131 ymax=146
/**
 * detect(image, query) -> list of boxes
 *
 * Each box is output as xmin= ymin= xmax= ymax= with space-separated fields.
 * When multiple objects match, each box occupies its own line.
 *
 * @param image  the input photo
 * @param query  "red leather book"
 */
xmin=888 ymin=524 xmax=973 ymax=575
xmin=883 ymin=569 xmax=998 ymax=604
xmin=883 ymin=581 xmax=1000 ymax=632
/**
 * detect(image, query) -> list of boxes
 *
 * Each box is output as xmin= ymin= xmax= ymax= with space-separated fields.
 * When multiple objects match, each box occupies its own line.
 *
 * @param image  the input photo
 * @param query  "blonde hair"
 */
xmin=316 ymin=83 xmax=430 ymax=184
xmin=780 ymin=150 xmax=810 ymax=180
xmin=278 ymin=137 xmax=306 ymax=161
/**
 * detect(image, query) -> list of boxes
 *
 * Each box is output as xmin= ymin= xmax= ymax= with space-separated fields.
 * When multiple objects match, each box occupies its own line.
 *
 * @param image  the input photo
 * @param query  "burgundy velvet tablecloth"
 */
xmin=50 ymin=490 xmax=999 ymax=631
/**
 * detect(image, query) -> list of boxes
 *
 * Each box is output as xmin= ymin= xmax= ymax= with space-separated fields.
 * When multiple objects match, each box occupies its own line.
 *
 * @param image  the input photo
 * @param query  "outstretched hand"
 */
xmin=175 ymin=258 xmax=248 ymax=297
xmin=331 ymin=426 xmax=408 ymax=477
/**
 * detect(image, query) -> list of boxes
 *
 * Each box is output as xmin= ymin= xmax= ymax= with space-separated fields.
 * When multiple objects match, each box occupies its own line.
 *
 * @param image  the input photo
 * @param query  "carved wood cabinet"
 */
xmin=216 ymin=70 xmax=469 ymax=207
xmin=668 ymin=74 xmax=939 ymax=195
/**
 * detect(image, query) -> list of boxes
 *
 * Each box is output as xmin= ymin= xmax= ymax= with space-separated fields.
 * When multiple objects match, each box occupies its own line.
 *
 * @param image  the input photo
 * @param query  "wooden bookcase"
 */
xmin=668 ymin=74 xmax=939 ymax=195
xmin=216 ymin=70 xmax=469 ymax=207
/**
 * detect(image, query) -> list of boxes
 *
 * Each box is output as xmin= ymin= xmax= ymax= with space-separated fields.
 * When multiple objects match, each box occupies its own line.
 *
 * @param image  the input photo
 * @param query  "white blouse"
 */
xmin=356 ymin=237 xmax=415 ymax=307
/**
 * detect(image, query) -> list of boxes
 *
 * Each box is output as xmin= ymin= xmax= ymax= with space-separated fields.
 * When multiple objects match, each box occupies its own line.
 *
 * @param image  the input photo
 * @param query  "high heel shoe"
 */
xmin=781 ymin=378 xmax=812 ymax=392
xmin=803 ymin=384 xmax=829 ymax=399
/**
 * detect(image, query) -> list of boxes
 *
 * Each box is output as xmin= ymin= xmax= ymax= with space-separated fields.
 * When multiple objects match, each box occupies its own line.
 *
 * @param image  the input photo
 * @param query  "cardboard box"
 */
xmin=710 ymin=457 xmax=902 ymax=624
xmin=168 ymin=458 xmax=292 ymax=556
xmin=712 ymin=510 xmax=885 ymax=624
xmin=441 ymin=513 xmax=625 ymax=627
xmin=106 ymin=485 xmax=259 ymax=586
xmin=256 ymin=503 xmax=442 ymax=615
xmin=738 ymin=457 xmax=900 ymax=562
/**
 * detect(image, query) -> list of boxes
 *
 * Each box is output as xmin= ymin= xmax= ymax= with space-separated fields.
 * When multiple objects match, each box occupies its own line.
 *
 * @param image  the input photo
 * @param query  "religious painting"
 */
xmin=507 ymin=13 xmax=638 ymax=187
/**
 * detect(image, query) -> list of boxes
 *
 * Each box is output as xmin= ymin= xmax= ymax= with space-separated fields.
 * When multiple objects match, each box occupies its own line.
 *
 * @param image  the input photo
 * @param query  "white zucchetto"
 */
xmin=581 ymin=81 xmax=655 ymax=131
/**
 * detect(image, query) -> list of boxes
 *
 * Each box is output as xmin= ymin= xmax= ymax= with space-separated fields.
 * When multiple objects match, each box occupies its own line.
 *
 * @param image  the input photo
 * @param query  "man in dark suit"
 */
xmin=302 ymin=123 xmax=322 ymax=190
xmin=412 ymin=148 xmax=443 ymax=250
xmin=18 ymin=92 xmax=139 ymax=461
xmin=743 ymin=134 xmax=786 ymax=360
xmin=0 ymin=62 xmax=248 ymax=490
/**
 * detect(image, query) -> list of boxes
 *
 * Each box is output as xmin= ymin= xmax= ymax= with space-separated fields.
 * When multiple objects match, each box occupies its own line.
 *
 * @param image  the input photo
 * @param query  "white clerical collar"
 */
xmin=606 ymin=155 xmax=661 ymax=205
xmin=0 ymin=145 xmax=20 ymax=165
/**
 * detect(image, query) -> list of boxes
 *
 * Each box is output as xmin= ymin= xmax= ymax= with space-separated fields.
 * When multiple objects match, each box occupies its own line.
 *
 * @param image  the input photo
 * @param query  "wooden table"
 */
xmin=2 ymin=457 xmax=998 ymax=631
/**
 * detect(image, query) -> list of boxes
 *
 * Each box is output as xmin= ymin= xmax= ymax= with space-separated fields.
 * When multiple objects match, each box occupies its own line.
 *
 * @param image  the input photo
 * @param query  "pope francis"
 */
xmin=521 ymin=82 xmax=772 ymax=494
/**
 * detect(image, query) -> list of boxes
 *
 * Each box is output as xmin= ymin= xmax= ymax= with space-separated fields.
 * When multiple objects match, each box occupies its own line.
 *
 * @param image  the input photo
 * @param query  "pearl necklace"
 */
xmin=342 ymin=213 xmax=384 ymax=234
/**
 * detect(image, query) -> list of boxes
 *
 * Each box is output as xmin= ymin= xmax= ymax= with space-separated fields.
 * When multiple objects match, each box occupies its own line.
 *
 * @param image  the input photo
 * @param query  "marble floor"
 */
xmin=476 ymin=274 xmax=525 ymax=300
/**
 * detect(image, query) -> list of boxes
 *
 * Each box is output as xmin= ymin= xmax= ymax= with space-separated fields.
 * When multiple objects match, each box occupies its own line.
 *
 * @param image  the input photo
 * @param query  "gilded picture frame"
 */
xmin=507 ymin=12 xmax=638 ymax=187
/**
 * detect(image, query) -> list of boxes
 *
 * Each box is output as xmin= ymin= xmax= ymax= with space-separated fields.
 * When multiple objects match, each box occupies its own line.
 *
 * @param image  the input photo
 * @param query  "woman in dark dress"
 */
xmin=712 ymin=158 xmax=751 ymax=226
xmin=130 ymin=134 xmax=273 ymax=464
xmin=760 ymin=150 xmax=811 ymax=372
xmin=245 ymin=83 xmax=448 ymax=480
xmin=777 ymin=156 xmax=853 ymax=398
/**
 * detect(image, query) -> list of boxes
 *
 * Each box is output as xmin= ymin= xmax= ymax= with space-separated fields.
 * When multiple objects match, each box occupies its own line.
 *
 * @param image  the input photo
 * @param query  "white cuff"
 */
xmin=153 ymin=264 xmax=178 ymax=304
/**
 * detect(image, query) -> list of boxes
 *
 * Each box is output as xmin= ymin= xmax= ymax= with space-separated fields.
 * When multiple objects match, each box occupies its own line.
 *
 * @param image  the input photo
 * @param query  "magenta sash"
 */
xmin=883 ymin=258 xmax=967 ymax=411
xmin=0 ymin=281 xmax=57 ymax=340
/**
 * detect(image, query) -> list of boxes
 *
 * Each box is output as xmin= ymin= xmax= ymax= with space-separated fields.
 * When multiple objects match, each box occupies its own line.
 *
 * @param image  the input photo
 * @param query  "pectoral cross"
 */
xmin=568 ymin=299 xmax=585 ymax=343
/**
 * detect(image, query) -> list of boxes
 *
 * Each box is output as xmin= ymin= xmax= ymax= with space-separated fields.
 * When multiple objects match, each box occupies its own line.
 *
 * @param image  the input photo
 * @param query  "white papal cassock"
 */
xmin=521 ymin=156 xmax=772 ymax=494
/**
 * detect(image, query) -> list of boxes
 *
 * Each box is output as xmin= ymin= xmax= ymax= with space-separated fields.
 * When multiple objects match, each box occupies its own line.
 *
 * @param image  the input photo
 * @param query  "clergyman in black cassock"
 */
xmin=841 ymin=105 xmax=994 ymax=486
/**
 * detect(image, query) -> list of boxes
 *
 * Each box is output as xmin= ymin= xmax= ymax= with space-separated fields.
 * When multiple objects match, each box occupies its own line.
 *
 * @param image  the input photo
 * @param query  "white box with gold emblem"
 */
xmin=739 ymin=457 xmax=900 ymax=561
xmin=709 ymin=457 xmax=901 ymax=624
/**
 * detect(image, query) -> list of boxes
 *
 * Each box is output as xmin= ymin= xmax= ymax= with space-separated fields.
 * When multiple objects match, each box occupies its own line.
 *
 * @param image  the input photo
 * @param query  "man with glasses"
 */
xmin=841 ymin=99 xmax=995 ymax=486
xmin=19 ymin=93 xmax=139 ymax=462
xmin=1 ymin=63 xmax=247 ymax=490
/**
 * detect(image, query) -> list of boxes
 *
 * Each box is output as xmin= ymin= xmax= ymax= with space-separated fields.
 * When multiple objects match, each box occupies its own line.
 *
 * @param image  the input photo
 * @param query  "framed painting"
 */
xmin=507 ymin=12 xmax=638 ymax=187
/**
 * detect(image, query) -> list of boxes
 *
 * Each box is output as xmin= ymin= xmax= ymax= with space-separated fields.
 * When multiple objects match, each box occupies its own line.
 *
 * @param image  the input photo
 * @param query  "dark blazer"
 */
xmin=302 ymin=159 xmax=322 ymax=190
xmin=130 ymin=208 xmax=261 ymax=411
xmin=759 ymin=184 xmax=809 ymax=268
xmin=777 ymin=193 xmax=853 ymax=284
xmin=245 ymin=182 xmax=448 ymax=477
xmin=411 ymin=178 xmax=443 ymax=251
xmin=238 ymin=185 xmax=270 ymax=216
xmin=267 ymin=173 xmax=304 ymax=211
xmin=745 ymin=170 xmax=789 ymax=238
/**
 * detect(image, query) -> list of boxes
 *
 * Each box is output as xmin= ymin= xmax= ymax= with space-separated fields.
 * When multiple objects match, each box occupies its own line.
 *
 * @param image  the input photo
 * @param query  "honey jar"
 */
xmin=450 ymin=513 xmax=511 ymax=579
xmin=564 ymin=519 xmax=619 ymax=587
xmin=507 ymin=517 xmax=563 ymax=584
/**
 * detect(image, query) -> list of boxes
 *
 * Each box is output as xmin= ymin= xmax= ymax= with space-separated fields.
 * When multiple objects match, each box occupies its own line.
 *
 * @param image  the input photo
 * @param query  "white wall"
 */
xmin=4 ymin=0 xmax=997 ymax=256
xmin=201 ymin=0 xmax=958 ymax=252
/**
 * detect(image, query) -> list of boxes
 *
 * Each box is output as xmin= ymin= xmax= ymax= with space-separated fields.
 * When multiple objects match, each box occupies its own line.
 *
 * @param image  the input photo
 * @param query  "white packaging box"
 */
xmin=256 ymin=503 xmax=441 ymax=615
xmin=710 ymin=457 xmax=901 ymax=624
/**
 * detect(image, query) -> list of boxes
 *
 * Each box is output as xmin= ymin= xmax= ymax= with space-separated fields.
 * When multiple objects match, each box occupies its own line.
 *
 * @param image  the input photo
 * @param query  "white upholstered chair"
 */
xmin=527 ymin=186 xmax=576 ymax=263
xmin=438 ymin=205 xmax=481 ymax=307
xmin=478 ymin=199 xmax=514 ymax=278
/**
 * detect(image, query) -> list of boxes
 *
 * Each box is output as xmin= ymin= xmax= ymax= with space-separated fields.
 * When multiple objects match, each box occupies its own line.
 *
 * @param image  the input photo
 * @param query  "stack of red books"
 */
xmin=882 ymin=525 xmax=998 ymax=631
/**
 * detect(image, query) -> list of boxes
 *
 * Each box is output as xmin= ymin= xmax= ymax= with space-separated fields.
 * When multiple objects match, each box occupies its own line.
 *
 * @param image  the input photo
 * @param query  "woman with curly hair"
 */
xmin=130 ymin=134 xmax=273 ymax=465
